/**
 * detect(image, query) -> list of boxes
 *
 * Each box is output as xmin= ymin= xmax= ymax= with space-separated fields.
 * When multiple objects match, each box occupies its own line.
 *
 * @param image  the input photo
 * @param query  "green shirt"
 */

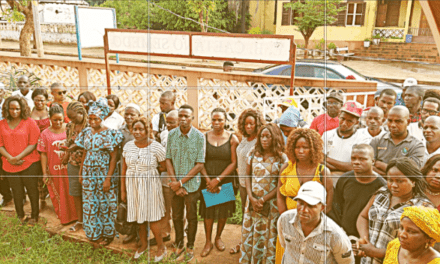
xmin=166 ymin=126 xmax=205 ymax=193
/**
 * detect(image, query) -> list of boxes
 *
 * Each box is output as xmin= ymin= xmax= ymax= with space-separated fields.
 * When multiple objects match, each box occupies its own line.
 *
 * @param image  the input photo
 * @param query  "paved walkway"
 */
xmin=1 ymin=40 xmax=440 ymax=84
xmin=0 ymin=195 xmax=242 ymax=263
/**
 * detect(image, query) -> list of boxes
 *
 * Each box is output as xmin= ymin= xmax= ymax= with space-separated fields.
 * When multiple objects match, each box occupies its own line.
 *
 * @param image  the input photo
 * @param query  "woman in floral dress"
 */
xmin=240 ymin=123 xmax=287 ymax=264
xmin=75 ymin=98 xmax=123 ymax=245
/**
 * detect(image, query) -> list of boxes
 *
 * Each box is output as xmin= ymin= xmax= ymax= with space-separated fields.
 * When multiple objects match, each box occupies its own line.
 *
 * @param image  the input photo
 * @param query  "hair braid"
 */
xmin=67 ymin=101 xmax=88 ymax=140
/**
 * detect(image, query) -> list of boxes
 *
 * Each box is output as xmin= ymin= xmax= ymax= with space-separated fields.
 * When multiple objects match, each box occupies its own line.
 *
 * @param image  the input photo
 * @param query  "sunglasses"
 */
xmin=57 ymin=91 xmax=67 ymax=95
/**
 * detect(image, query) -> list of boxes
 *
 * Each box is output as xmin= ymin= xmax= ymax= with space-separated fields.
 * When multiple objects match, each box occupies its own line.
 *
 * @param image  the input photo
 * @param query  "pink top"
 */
xmin=34 ymin=118 xmax=51 ymax=132
xmin=310 ymin=113 xmax=340 ymax=136
xmin=0 ymin=118 xmax=41 ymax=173
xmin=37 ymin=129 xmax=67 ymax=176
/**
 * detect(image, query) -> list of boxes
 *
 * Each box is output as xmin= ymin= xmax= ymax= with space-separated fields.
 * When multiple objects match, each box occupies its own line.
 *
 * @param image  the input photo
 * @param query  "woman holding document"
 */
xmin=199 ymin=108 xmax=239 ymax=257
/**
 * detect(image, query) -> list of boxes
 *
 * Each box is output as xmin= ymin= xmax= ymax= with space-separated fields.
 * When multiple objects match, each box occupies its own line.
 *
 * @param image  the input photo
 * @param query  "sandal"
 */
xmin=201 ymin=244 xmax=213 ymax=257
xmin=69 ymin=222 xmax=83 ymax=232
xmin=230 ymin=242 xmax=241 ymax=254
xmin=98 ymin=237 xmax=114 ymax=246
xmin=215 ymin=238 xmax=226 ymax=252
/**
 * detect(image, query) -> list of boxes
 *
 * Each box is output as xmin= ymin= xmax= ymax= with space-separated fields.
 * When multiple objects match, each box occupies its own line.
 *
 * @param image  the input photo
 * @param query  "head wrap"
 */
xmin=279 ymin=106 xmax=302 ymax=128
xmin=401 ymin=206 xmax=440 ymax=246
xmin=88 ymin=97 xmax=110 ymax=120
xmin=125 ymin=103 xmax=141 ymax=113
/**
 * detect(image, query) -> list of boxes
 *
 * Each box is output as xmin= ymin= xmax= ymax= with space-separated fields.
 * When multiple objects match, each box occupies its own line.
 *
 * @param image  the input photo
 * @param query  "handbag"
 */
xmin=201 ymin=182 xmax=236 ymax=208
xmin=115 ymin=202 xmax=134 ymax=235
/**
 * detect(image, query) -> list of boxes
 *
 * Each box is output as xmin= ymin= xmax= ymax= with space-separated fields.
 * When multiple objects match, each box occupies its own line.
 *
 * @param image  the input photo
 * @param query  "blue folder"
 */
xmin=201 ymin=182 xmax=236 ymax=208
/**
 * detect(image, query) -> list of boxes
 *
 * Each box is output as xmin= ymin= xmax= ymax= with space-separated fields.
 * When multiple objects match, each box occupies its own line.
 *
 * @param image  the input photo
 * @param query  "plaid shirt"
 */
xmin=409 ymin=109 xmax=421 ymax=123
xmin=166 ymin=126 xmax=205 ymax=193
xmin=361 ymin=187 xmax=432 ymax=264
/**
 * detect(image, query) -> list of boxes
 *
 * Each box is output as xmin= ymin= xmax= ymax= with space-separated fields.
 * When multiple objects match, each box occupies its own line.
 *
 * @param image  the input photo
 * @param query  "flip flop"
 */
xmin=201 ymin=244 xmax=213 ymax=257
xmin=215 ymin=238 xmax=226 ymax=252
xmin=230 ymin=243 xmax=241 ymax=254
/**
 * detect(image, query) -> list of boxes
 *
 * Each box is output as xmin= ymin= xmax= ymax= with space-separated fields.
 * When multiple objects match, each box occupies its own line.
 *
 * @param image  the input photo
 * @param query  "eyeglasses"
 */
xmin=327 ymin=101 xmax=341 ymax=106
xmin=421 ymin=109 xmax=439 ymax=115
xmin=57 ymin=91 xmax=67 ymax=95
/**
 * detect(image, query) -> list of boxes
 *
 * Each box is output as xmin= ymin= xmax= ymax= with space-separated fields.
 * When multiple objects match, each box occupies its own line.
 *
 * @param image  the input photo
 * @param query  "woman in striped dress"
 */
xmin=121 ymin=116 xmax=167 ymax=262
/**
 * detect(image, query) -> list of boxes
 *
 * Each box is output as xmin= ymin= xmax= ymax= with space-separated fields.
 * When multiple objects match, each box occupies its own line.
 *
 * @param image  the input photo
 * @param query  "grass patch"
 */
xmin=0 ymin=213 xmax=195 ymax=264
xmin=196 ymin=193 xmax=243 ymax=225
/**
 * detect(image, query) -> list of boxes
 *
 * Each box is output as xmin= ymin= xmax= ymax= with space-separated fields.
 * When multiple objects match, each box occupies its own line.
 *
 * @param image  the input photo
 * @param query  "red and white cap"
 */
xmin=340 ymin=101 xmax=363 ymax=118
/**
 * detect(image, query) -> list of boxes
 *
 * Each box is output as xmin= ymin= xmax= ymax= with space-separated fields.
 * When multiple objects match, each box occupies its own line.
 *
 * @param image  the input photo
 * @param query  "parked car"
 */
xmin=253 ymin=60 xmax=402 ymax=96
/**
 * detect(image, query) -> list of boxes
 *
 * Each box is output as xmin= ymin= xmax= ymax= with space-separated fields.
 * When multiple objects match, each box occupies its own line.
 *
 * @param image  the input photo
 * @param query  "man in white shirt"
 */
xmin=357 ymin=107 xmax=386 ymax=144
xmin=323 ymin=101 xmax=365 ymax=185
xmin=11 ymin=76 xmax=34 ymax=109
xmin=153 ymin=91 xmax=176 ymax=141
xmin=409 ymin=97 xmax=440 ymax=142
xmin=423 ymin=116 xmax=440 ymax=166
xmin=277 ymin=181 xmax=354 ymax=264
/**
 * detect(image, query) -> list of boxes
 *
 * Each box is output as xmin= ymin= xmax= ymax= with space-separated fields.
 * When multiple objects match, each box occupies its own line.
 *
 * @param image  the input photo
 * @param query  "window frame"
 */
xmin=346 ymin=2 xmax=363 ymax=27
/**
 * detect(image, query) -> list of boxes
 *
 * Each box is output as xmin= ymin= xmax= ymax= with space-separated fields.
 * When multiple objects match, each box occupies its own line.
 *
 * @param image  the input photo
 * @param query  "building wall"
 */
xmin=275 ymin=0 xmax=377 ymax=46
xmin=249 ymin=0 xmax=276 ymax=33
xmin=411 ymin=0 xmax=423 ymax=28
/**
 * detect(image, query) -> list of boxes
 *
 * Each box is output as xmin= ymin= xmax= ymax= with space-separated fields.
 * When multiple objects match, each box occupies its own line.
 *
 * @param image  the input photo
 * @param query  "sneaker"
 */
xmin=177 ymin=248 xmax=194 ymax=262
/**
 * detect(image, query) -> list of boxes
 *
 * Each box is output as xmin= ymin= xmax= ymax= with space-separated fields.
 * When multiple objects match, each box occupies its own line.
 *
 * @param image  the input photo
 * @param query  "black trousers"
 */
xmin=7 ymin=162 xmax=42 ymax=219
xmin=0 ymin=158 xmax=12 ymax=201
xmin=172 ymin=191 xmax=200 ymax=249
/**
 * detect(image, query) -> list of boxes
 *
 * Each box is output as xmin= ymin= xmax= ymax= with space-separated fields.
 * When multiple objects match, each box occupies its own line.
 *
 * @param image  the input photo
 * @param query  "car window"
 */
xmin=280 ymin=67 xmax=292 ymax=76
xmin=295 ymin=66 xmax=314 ymax=78
xmin=314 ymin=67 xmax=343 ymax=79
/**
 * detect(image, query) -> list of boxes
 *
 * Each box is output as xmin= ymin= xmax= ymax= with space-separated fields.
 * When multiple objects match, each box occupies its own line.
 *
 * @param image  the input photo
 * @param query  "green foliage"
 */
xmin=364 ymin=38 xmax=370 ymax=41
xmin=261 ymin=29 xmax=273 ymax=35
xmin=85 ymin=0 xmax=106 ymax=6
xmin=315 ymin=38 xmax=325 ymax=50
xmin=327 ymin=42 xmax=336 ymax=49
xmin=101 ymin=0 xmax=250 ymax=33
xmin=248 ymin=27 xmax=261 ymax=34
xmin=2 ymin=0 xmax=30 ymax=22
xmin=0 ymin=66 xmax=41 ymax=90
xmin=372 ymin=34 xmax=381 ymax=39
xmin=285 ymin=0 xmax=345 ymax=48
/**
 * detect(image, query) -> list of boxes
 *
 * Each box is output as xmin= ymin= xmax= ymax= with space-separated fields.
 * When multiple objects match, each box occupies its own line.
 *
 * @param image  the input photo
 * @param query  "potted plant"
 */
xmin=327 ymin=42 xmax=337 ymax=54
xmin=372 ymin=34 xmax=381 ymax=45
xmin=364 ymin=38 xmax=370 ymax=48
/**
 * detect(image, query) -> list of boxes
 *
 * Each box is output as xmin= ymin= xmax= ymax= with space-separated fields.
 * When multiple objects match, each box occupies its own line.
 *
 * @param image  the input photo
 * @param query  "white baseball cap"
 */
xmin=294 ymin=181 xmax=327 ymax=206
xmin=403 ymin=78 xmax=417 ymax=88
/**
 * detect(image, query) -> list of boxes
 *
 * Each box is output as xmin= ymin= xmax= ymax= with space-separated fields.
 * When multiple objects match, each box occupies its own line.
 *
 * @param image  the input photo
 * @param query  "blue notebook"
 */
xmin=201 ymin=182 xmax=236 ymax=208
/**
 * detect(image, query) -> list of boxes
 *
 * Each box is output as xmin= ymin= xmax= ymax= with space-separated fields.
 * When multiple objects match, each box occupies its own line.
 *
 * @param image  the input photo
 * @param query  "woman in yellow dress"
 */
xmin=275 ymin=128 xmax=334 ymax=264
xmin=382 ymin=206 xmax=440 ymax=264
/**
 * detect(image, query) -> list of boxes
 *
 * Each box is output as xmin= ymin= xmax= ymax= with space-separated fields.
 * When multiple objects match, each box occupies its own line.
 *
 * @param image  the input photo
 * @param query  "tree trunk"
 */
xmin=304 ymin=36 xmax=309 ymax=59
xmin=20 ymin=11 xmax=35 ymax=57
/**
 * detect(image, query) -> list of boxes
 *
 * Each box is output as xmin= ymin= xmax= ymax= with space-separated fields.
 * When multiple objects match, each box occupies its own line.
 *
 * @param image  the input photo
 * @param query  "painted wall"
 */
xmin=249 ymin=0 xmax=276 ymax=33
xmin=399 ymin=1 xmax=409 ymax=28
xmin=411 ymin=0 xmax=423 ymax=28
xmin=0 ymin=22 xmax=76 ymax=44
xmin=275 ymin=0 xmax=378 ymax=45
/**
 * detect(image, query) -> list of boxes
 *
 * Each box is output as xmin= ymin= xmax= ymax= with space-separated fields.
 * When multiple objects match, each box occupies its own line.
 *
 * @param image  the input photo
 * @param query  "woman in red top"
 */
xmin=30 ymin=88 xmax=50 ymax=209
xmin=0 ymin=96 xmax=41 ymax=225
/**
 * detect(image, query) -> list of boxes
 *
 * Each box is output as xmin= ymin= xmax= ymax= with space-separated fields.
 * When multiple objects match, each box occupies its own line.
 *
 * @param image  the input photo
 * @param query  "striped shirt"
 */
xmin=361 ymin=187 xmax=433 ymax=264
xmin=166 ymin=126 xmax=205 ymax=193
xmin=278 ymin=209 xmax=354 ymax=264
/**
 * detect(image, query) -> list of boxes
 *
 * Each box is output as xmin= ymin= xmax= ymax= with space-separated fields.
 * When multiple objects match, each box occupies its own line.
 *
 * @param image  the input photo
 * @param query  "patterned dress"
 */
xmin=240 ymin=151 xmax=287 ymax=264
xmin=123 ymin=140 xmax=166 ymax=223
xmin=75 ymin=127 xmax=123 ymax=241
xmin=37 ymin=129 xmax=77 ymax=224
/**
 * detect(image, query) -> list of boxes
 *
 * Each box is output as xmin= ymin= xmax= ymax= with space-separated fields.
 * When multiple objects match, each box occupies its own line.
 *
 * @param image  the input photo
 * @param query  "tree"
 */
xmin=286 ymin=0 xmax=345 ymax=57
xmin=187 ymin=0 xmax=216 ymax=32
xmin=5 ymin=0 xmax=34 ymax=56
xmin=85 ymin=0 xmax=105 ymax=6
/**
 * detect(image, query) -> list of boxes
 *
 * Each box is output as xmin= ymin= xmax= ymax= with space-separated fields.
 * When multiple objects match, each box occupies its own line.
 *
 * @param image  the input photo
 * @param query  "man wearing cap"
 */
xmin=404 ymin=85 xmax=424 ymax=124
xmin=370 ymin=106 xmax=425 ymax=175
xmin=323 ymin=101 xmax=367 ymax=184
xmin=277 ymin=181 xmax=354 ymax=264
xmin=395 ymin=78 xmax=417 ymax=106
xmin=0 ymin=82 xmax=12 ymax=207
xmin=310 ymin=91 xmax=343 ymax=136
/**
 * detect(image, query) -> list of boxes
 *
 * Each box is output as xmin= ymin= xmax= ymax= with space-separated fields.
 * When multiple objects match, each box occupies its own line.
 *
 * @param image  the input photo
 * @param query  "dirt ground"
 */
xmin=1 ymin=40 xmax=440 ymax=84
xmin=0 ymin=195 xmax=242 ymax=263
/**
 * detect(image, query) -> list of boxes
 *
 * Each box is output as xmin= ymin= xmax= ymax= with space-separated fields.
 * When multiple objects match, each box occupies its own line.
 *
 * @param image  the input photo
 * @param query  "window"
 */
xmin=313 ymin=68 xmax=343 ymax=79
xmin=281 ymin=1 xmax=303 ymax=26
xmin=346 ymin=3 xmax=364 ymax=26
xmin=295 ymin=66 xmax=314 ymax=78
xmin=333 ymin=1 xmax=366 ymax=27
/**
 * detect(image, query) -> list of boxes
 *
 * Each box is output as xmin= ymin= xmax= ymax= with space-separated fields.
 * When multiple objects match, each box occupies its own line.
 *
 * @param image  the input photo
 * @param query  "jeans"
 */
xmin=160 ymin=186 xmax=173 ymax=237
xmin=0 ymin=158 xmax=12 ymax=201
xmin=172 ymin=191 xmax=200 ymax=249
xmin=7 ymin=162 xmax=42 ymax=219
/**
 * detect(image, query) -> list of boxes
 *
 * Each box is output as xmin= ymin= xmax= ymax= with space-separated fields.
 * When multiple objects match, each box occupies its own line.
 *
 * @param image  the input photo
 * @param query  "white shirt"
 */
xmin=408 ymin=122 xmax=425 ymax=143
xmin=323 ymin=128 xmax=369 ymax=163
xmin=277 ymin=209 xmax=354 ymax=264
xmin=423 ymin=141 xmax=440 ymax=167
xmin=357 ymin=127 xmax=387 ymax=144
xmin=12 ymin=89 xmax=34 ymax=109
xmin=160 ymin=129 xmax=169 ymax=149
xmin=102 ymin=111 xmax=125 ymax=130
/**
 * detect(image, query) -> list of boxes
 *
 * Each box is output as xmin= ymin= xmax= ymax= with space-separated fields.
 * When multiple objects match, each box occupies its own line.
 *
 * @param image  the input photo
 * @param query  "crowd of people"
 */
xmin=1 ymin=75 xmax=440 ymax=264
